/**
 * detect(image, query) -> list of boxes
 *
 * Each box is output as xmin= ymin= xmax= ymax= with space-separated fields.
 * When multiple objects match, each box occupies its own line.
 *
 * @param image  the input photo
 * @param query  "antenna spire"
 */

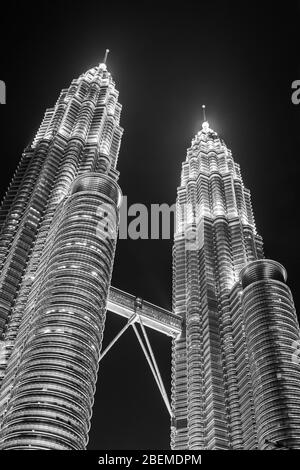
xmin=103 ymin=49 xmax=110 ymax=64
xmin=202 ymin=104 xmax=207 ymax=122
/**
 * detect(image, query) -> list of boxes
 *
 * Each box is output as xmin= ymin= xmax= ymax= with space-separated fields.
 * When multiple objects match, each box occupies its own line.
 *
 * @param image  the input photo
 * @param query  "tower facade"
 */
xmin=0 ymin=57 xmax=123 ymax=449
xmin=171 ymin=119 xmax=300 ymax=449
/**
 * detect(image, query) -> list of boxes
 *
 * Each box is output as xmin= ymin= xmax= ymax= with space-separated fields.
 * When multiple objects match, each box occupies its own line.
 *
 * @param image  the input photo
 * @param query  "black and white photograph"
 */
xmin=0 ymin=0 xmax=299 ymax=463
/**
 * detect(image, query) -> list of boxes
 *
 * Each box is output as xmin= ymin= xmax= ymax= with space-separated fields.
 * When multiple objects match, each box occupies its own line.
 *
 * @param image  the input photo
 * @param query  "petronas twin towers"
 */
xmin=0 ymin=54 xmax=299 ymax=450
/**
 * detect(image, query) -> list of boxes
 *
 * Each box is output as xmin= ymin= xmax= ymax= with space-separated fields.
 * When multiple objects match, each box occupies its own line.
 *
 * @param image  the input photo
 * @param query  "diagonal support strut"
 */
xmin=99 ymin=312 xmax=137 ymax=362
xmin=131 ymin=321 xmax=173 ymax=418
xmin=137 ymin=313 xmax=172 ymax=416
xmin=99 ymin=305 xmax=173 ymax=418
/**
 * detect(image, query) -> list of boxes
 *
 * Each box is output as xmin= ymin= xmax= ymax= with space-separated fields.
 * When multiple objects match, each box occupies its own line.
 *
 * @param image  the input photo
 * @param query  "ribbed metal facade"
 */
xmin=0 ymin=61 xmax=123 ymax=449
xmin=240 ymin=260 xmax=300 ymax=449
xmin=171 ymin=121 xmax=300 ymax=449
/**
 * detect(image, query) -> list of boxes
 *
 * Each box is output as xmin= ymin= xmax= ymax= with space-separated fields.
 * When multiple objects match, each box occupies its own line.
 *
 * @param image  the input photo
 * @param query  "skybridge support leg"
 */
xmin=98 ymin=306 xmax=173 ymax=418
xmin=138 ymin=315 xmax=172 ymax=415
xmin=132 ymin=322 xmax=173 ymax=418
xmin=99 ymin=313 xmax=137 ymax=362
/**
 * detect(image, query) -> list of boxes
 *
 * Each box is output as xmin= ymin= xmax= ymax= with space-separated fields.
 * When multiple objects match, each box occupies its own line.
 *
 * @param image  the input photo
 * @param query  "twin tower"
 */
xmin=0 ymin=57 xmax=299 ymax=450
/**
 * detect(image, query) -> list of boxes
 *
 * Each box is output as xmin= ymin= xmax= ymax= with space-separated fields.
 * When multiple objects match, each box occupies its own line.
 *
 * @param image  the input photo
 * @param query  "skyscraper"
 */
xmin=0 ymin=54 xmax=299 ymax=452
xmin=171 ymin=115 xmax=300 ymax=450
xmin=0 ymin=53 xmax=123 ymax=449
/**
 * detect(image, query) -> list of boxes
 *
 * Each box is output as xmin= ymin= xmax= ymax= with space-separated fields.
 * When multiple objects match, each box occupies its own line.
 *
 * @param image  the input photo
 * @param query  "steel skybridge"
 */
xmin=103 ymin=286 xmax=182 ymax=418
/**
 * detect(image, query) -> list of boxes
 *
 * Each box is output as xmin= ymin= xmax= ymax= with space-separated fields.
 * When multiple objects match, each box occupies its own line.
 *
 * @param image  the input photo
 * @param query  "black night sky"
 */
xmin=0 ymin=0 xmax=299 ymax=450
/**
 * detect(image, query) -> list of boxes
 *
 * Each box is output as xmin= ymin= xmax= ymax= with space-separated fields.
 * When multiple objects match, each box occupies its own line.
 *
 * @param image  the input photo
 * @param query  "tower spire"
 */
xmin=103 ymin=48 xmax=110 ymax=64
xmin=201 ymin=104 xmax=210 ymax=132
xmin=98 ymin=49 xmax=110 ymax=71
xmin=202 ymin=104 xmax=207 ymax=122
